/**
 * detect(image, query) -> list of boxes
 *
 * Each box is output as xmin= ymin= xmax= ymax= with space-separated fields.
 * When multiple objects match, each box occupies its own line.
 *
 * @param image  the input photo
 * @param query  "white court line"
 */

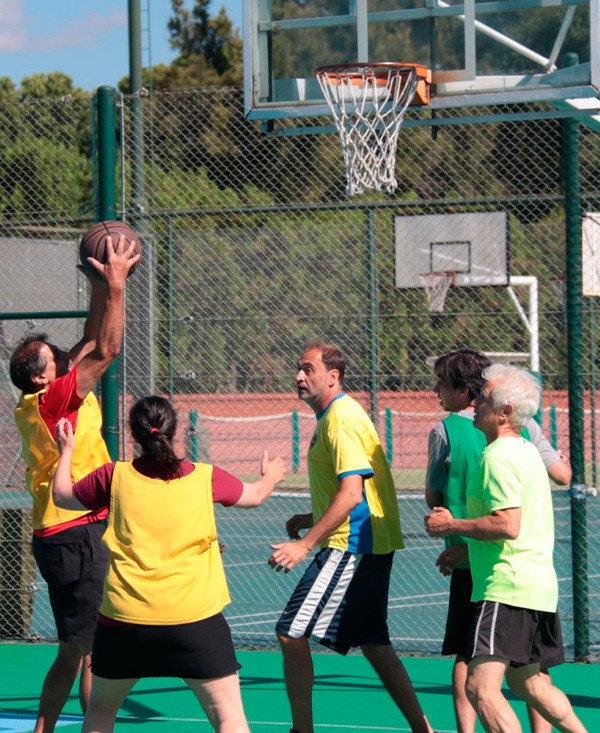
xmin=0 ymin=713 xmax=452 ymax=733
xmin=110 ymin=716 xmax=456 ymax=732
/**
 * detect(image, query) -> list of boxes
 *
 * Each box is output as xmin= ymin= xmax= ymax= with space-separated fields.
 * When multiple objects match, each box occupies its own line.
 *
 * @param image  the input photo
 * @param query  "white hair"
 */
xmin=483 ymin=364 xmax=541 ymax=430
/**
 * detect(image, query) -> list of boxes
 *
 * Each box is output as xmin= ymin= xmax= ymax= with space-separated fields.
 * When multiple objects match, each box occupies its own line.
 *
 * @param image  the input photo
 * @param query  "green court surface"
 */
xmin=1 ymin=643 xmax=598 ymax=732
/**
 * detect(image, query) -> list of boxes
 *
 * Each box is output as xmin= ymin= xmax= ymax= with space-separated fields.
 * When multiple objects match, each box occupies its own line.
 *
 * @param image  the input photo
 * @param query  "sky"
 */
xmin=0 ymin=0 xmax=243 ymax=91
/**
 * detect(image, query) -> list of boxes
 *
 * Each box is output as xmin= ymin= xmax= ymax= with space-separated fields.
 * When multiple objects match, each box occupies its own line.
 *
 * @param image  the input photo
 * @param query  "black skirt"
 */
xmin=92 ymin=612 xmax=241 ymax=680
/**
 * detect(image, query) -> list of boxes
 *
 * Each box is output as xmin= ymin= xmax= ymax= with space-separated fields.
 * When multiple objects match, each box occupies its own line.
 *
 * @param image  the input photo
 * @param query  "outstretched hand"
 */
xmin=86 ymin=234 xmax=141 ymax=283
xmin=261 ymin=450 xmax=286 ymax=485
xmin=55 ymin=418 xmax=75 ymax=454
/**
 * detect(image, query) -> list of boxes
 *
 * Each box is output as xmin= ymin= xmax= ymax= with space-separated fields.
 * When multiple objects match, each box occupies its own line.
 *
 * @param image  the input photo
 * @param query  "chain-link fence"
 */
xmin=0 ymin=88 xmax=598 ymax=659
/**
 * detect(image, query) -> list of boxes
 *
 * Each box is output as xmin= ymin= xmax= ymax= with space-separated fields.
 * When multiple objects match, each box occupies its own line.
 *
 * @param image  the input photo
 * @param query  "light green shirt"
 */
xmin=466 ymin=436 xmax=558 ymax=612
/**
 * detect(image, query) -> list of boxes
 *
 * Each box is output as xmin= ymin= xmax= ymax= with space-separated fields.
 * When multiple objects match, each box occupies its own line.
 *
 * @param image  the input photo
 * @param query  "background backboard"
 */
xmin=243 ymin=0 xmax=599 ymax=122
xmin=583 ymin=213 xmax=600 ymax=296
xmin=395 ymin=211 xmax=508 ymax=288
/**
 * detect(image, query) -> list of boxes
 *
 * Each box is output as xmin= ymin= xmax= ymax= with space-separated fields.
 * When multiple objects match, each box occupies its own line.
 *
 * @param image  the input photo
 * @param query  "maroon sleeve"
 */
xmin=72 ymin=462 xmax=116 ymax=510
xmin=211 ymin=465 xmax=244 ymax=506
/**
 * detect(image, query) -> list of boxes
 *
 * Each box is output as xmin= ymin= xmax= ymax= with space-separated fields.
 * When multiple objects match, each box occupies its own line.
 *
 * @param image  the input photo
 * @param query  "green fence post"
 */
xmin=385 ymin=407 xmax=393 ymax=464
xmin=589 ymin=298 xmax=598 ymax=490
xmin=366 ymin=208 xmax=379 ymax=425
xmin=96 ymin=86 xmax=119 ymax=460
xmin=549 ymin=404 xmax=558 ymax=450
xmin=187 ymin=409 xmax=199 ymax=462
xmin=292 ymin=409 xmax=300 ymax=473
xmin=531 ymin=370 xmax=543 ymax=425
xmin=563 ymin=52 xmax=589 ymax=661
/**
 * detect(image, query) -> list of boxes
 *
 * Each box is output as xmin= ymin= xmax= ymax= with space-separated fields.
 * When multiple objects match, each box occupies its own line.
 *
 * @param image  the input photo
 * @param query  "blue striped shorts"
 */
xmin=275 ymin=547 xmax=394 ymax=655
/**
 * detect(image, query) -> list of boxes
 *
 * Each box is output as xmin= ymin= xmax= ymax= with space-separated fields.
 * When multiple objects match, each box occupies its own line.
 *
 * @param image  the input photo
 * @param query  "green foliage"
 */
xmin=166 ymin=0 xmax=242 ymax=84
xmin=0 ymin=73 xmax=93 ymax=219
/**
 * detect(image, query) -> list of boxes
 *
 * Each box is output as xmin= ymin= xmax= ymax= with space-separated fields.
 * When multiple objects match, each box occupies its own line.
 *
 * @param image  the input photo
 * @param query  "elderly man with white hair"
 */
xmin=425 ymin=364 xmax=587 ymax=733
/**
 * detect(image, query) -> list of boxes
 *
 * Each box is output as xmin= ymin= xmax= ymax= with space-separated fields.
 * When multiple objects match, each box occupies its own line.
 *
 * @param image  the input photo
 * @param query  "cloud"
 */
xmin=32 ymin=9 xmax=128 ymax=52
xmin=0 ymin=2 xmax=127 ymax=53
xmin=0 ymin=0 xmax=28 ymax=51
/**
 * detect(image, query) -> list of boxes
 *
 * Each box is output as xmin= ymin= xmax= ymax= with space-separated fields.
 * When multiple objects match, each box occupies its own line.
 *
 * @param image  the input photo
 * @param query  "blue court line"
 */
xmin=0 ymin=714 xmax=82 ymax=733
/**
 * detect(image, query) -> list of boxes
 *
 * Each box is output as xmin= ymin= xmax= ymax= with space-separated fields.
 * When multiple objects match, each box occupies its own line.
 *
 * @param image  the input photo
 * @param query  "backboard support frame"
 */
xmin=244 ymin=0 xmax=600 ymax=124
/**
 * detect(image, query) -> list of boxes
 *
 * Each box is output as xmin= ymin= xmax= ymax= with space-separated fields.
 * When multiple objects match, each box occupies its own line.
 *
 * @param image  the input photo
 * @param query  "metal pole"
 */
xmin=550 ymin=404 xmax=558 ymax=450
xmin=366 ymin=209 xmax=378 ymax=425
xmin=385 ymin=407 xmax=393 ymax=464
xmin=589 ymin=299 xmax=598 ymax=490
xmin=292 ymin=409 xmax=300 ymax=473
xmin=563 ymin=52 xmax=589 ymax=660
xmin=127 ymin=0 xmax=154 ymax=397
xmin=187 ymin=409 xmax=199 ymax=462
xmin=96 ymin=86 xmax=119 ymax=460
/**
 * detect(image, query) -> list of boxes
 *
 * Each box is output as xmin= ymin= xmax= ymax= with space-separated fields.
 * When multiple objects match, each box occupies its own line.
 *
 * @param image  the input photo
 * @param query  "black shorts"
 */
xmin=468 ymin=600 xmax=565 ymax=670
xmin=275 ymin=548 xmax=393 ymax=655
xmin=32 ymin=521 xmax=108 ymax=644
xmin=92 ymin=613 xmax=242 ymax=680
xmin=442 ymin=568 xmax=475 ymax=658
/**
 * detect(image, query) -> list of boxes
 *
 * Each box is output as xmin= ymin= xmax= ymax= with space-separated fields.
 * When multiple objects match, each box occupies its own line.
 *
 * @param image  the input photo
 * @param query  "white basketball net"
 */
xmin=316 ymin=64 xmax=420 ymax=196
xmin=420 ymin=272 xmax=455 ymax=313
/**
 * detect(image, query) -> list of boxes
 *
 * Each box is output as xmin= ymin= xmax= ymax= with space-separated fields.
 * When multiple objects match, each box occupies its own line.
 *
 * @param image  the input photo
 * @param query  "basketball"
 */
xmin=79 ymin=220 xmax=142 ymax=279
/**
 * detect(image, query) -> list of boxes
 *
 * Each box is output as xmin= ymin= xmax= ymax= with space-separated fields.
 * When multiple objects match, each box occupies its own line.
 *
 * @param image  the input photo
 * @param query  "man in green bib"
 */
xmin=425 ymin=349 xmax=570 ymax=733
xmin=425 ymin=364 xmax=586 ymax=733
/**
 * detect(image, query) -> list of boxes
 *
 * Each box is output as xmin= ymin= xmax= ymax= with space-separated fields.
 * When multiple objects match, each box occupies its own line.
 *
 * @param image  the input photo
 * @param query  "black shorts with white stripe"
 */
xmin=275 ymin=547 xmax=394 ymax=655
xmin=468 ymin=600 xmax=565 ymax=669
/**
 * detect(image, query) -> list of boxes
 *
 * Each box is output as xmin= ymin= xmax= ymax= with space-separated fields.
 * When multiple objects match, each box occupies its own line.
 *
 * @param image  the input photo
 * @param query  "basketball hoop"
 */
xmin=420 ymin=271 xmax=455 ymax=313
xmin=316 ymin=63 xmax=431 ymax=196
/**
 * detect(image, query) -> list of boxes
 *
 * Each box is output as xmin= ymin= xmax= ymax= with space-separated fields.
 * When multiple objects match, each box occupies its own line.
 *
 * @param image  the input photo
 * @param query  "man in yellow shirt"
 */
xmin=268 ymin=341 xmax=433 ymax=733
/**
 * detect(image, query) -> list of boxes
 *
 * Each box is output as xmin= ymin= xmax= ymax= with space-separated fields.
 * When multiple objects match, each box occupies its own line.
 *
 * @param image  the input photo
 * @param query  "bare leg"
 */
xmin=277 ymin=633 xmax=315 ymax=733
xmin=506 ymin=664 xmax=588 ymax=733
xmin=453 ymin=656 xmax=478 ymax=733
xmin=82 ymin=676 xmax=136 ymax=733
xmin=33 ymin=641 xmax=84 ymax=733
xmin=79 ymin=651 xmax=93 ymax=713
xmin=456 ymin=656 xmax=553 ymax=733
xmin=466 ymin=656 xmax=522 ymax=733
xmin=525 ymin=671 xmax=552 ymax=733
xmin=186 ymin=674 xmax=251 ymax=733
xmin=361 ymin=644 xmax=433 ymax=733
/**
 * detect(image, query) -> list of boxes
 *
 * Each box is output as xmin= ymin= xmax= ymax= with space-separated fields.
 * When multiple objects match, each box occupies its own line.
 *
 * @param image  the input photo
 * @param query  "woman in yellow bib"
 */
xmin=53 ymin=396 xmax=286 ymax=733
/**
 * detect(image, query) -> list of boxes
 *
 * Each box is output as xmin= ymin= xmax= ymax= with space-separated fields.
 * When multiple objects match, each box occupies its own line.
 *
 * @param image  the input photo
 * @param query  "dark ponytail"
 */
xmin=129 ymin=396 xmax=183 ymax=475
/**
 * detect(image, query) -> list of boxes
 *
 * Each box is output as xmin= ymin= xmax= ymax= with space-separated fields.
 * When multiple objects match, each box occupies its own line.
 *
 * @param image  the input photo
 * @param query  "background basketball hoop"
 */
xmin=316 ymin=63 xmax=431 ymax=196
xmin=419 ymin=271 xmax=455 ymax=313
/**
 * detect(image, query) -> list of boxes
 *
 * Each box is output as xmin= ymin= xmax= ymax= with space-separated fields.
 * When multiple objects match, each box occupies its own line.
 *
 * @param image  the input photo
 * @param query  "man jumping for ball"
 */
xmin=9 ymin=234 xmax=139 ymax=733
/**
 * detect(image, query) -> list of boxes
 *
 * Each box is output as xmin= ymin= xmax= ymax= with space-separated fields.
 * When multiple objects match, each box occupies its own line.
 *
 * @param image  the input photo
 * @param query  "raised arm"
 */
xmin=52 ymin=418 xmax=87 ymax=511
xmin=69 ymin=276 xmax=108 ymax=367
xmin=74 ymin=235 xmax=140 ymax=398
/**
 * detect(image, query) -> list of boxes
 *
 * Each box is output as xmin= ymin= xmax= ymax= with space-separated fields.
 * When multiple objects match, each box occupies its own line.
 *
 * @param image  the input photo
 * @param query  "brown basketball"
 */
xmin=79 ymin=221 xmax=142 ymax=279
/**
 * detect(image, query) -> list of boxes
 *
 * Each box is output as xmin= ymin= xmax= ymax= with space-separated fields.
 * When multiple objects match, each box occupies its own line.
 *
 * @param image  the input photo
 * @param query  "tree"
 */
xmin=166 ymin=0 xmax=242 ymax=84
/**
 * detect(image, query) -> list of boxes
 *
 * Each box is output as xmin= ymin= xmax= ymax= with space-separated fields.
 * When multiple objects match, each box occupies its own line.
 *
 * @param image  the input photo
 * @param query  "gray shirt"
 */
xmin=425 ymin=410 xmax=560 ymax=494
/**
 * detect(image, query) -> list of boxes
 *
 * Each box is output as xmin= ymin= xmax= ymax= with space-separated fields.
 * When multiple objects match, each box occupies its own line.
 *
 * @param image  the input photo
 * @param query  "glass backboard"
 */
xmin=243 ymin=0 xmax=600 ymax=121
